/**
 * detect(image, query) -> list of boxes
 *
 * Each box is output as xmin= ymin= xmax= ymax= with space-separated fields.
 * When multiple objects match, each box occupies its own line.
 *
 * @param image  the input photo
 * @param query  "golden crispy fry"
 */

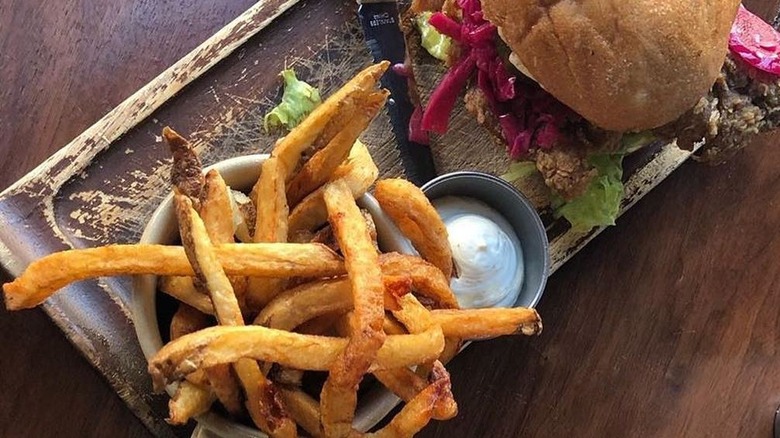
xmin=163 ymin=127 xmax=204 ymax=209
xmin=175 ymin=195 xmax=297 ymax=438
xmin=373 ymin=366 xmax=457 ymax=421
xmin=286 ymin=90 xmax=389 ymax=207
xmin=170 ymin=303 xmax=211 ymax=341
xmin=390 ymin=295 xmax=457 ymax=421
xmin=280 ymin=387 xmax=323 ymax=438
xmin=200 ymin=170 xmax=235 ymax=243
xmin=170 ymin=303 xmax=211 ymax=388
xmin=201 ymin=170 xmax=249 ymax=309
xmin=272 ymin=62 xmax=389 ymax=178
xmin=247 ymin=157 xmax=291 ymax=310
xmin=431 ymin=307 xmax=543 ymax=339
xmin=167 ymin=381 xmax=215 ymax=425
xmin=253 ymin=276 xmax=409 ymax=331
xmin=382 ymin=316 xmax=407 ymax=335
xmin=204 ymin=365 xmax=243 ymax=417
xmin=379 ymin=253 xmax=460 ymax=310
xmin=320 ymin=180 xmax=387 ymax=437
xmin=392 ymin=294 xmax=435 ymax=333
xmin=3 ymin=243 xmax=345 ymax=310
xmin=254 ymin=278 xmax=352 ymax=330
xmin=288 ymin=140 xmax=378 ymax=236
xmin=160 ymin=276 xmax=214 ymax=315
xmin=176 ymin=194 xmax=243 ymax=325
xmin=369 ymin=362 xmax=453 ymax=438
xmin=148 ymin=325 xmax=444 ymax=388
xmin=375 ymin=179 xmax=453 ymax=279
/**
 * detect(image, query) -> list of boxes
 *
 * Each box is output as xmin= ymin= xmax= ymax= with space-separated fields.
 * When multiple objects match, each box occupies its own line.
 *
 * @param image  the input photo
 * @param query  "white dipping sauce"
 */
xmin=432 ymin=196 xmax=524 ymax=308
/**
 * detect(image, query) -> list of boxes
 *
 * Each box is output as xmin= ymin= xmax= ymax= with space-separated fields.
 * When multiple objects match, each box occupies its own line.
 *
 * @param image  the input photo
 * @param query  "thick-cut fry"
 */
xmin=167 ymin=381 xmax=215 ymax=425
xmin=288 ymin=140 xmax=378 ymax=235
xmin=148 ymin=325 xmax=444 ymax=388
xmin=380 ymin=253 xmax=459 ymax=310
xmin=320 ymin=180 xmax=387 ymax=437
xmin=170 ymin=303 xmax=212 ymax=340
xmin=161 ymin=276 xmax=214 ymax=315
xmin=163 ymin=127 xmax=204 ymax=209
xmin=373 ymin=367 xmax=457 ymax=421
xmin=280 ymin=387 xmax=323 ymax=438
xmin=3 ymin=243 xmax=345 ymax=310
xmin=175 ymin=195 xmax=297 ymax=438
xmin=204 ymin=364 xmax=243 ymax=417
xmin=200 ymin=170 xmax=235 ymax=243
xmin=368 ymin=362 xmax=453 ymax=438
xmin=170 ymin=303 xmax=211 ymax=388
xmin=176 ymin=194 xmax=243 ymax=325
xmin=201 ymin=171 xmax=250 ymax=309
xmin=254 ymin=276 xmax=409 ymax=331
xmin=272 ymin=62 xmax=389 ymax=177
xmin=382 ymin=316 xmax=407 ymax=335
xmin=432 ymin=308 xmax=543 ymax=338
xmin=286 ymin=90 xmax=389 ymax=207
xmin=247 ymin=157 xmax=291 ymax=309
xmin=375 ymin=179 xmax=453 ymax=279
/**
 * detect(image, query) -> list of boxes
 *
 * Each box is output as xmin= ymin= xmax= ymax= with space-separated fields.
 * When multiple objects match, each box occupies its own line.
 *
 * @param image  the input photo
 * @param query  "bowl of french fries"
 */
xmin=3 ymin=62 xmax=545 ymax=438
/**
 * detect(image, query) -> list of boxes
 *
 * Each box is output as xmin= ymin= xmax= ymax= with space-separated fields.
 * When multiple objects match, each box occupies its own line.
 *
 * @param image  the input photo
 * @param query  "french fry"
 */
xmin=247 ymin=156 xmax=290 ymax=310
xmin=204 ymin=364 xmax=243 ymax=418
xmin=169 ymin=303 xmax=210 ymax=388
xmin=286 ymin=90 xmax=389 ymax=207
xmin=320 ymin=180 xmax=387 ymax=437
xmin=271 ymin=62 xmax=389 ymax=178
xmin=148 ymin=326 xmax=445 ymax=389
xmin=369 ymin=362 xmax=453 ymax=438
xmin=161 ymin=276 xmax=214 ymax=315
xmin=254 ymin=276 xmax=408 ymax=331
xmin=163 ymin=127 xmax=204 ymax=209
xmin=379 ymin=253 xmax=459 ymax=310
xmin=175 ymin=195 xmax=297 ymax=438
xmin=431 ymin=307 xmax=543 ymax=338
xmin=279 ymin=387 xmax=323 ymax=438
xmin=382 ymin=315 xmax=408 ymax=335
xmin=200 ymin=170 xmax=235 ymax=243
xmin=3 ymin=242 xmax=345 ymax=310
xmin=170 ymin=303 xmax=212 ymax=340
xmin=375 ymin=179 xmax=453 ymax=279
xmin=167 ymin=381 xmax=215 ymax=425
xmin=288 ymin=140 xmax=378 ymax=236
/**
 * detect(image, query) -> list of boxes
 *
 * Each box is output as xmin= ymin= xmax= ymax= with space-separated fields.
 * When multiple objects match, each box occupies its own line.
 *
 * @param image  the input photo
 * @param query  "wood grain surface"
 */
xmin=2 ymin=1 xmax=780 ymax=437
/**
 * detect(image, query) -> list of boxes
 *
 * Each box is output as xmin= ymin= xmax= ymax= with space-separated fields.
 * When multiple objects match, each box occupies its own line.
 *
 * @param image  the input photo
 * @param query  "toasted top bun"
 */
xmin=482 ymin=0 xmax=741 ymax=132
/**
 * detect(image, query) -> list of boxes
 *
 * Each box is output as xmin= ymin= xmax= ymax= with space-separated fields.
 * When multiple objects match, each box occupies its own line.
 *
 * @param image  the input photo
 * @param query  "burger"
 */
xmin=403 ymin=0 xmax=780 ymax=230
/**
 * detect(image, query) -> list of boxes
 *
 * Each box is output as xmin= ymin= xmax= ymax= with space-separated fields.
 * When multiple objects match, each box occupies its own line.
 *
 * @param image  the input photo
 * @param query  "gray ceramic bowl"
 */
xmin=131 ymin=155 xmax=411 ymax=437
xmin=422 ymin=171 xmax=550 ymax=308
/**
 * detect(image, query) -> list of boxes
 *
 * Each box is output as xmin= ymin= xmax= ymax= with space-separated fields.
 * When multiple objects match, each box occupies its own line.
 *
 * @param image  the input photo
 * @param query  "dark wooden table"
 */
xmin=2 ymin=1 xmax=780 ymax=437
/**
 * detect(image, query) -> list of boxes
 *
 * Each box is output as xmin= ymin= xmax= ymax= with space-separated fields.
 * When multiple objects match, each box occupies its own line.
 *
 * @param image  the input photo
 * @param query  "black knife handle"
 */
xmin=358 ymin=2 xmax=438 ymax=186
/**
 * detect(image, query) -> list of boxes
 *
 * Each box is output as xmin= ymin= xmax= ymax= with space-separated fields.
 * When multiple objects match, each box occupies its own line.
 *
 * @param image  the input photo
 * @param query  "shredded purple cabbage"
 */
xmin=421 ymin=0 xmax=575 ymax=157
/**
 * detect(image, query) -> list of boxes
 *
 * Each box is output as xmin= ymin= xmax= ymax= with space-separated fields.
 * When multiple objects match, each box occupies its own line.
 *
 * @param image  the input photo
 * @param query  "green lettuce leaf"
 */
xmin=415 ymin=12 xmax=453 ymax=63
xmin=554 ymin=132 xmax=657 ymax=231
xmin=555 ymin=154 xmax=625 ymax=232
xmin=264 ymin=69 xmax=322 ymax=132
xmin=501 ymin=161 xmax=538 ymax=182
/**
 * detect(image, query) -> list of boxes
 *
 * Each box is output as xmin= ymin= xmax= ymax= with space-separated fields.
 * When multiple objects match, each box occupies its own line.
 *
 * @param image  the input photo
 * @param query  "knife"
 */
xmin=356 ymin=0 xmax=438 ymax=186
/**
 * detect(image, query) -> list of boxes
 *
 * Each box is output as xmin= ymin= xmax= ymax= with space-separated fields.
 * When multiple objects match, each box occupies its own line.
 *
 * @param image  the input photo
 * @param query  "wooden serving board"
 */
xmin=0 ymin=1 xmax=732 ymax=436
